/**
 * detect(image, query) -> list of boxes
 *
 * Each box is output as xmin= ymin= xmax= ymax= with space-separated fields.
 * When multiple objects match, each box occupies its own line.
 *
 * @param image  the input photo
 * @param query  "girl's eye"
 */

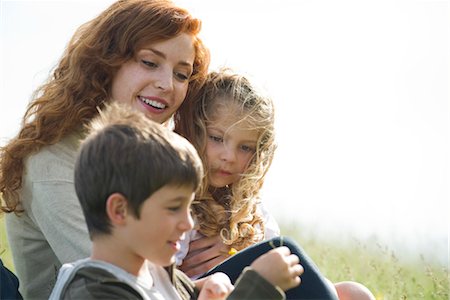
xmin=208 ymin=135 xmax=223 ymax=143
xmin=240 ymin=145 xmax=255 ymax=153
xmin=142 ymin=60 xmax=157 ymax=68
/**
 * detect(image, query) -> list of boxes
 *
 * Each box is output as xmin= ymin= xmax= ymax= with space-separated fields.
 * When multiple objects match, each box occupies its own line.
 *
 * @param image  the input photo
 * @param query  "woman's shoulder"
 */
xmin=25 ymin=132 xmax=84 ymax=181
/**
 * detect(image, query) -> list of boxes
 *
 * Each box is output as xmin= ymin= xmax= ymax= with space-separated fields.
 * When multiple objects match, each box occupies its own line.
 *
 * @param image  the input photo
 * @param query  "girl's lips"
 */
xmin=218 ymin=170 xmax=232 ymax=176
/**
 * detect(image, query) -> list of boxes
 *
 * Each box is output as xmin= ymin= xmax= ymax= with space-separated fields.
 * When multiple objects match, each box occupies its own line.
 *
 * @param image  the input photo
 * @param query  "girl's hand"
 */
xmin=180 ymin=235 xmax=230 ymax=278
xmin=198 ymin=272 xmax=234 ymax=300
xmin=250 ymin=246 xmax=303 ymax=291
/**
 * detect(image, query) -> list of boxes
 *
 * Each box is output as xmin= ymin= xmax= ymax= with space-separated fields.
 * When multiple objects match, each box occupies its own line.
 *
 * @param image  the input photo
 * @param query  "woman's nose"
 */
xmin=154 ymin=68 xmax=173 ymax=91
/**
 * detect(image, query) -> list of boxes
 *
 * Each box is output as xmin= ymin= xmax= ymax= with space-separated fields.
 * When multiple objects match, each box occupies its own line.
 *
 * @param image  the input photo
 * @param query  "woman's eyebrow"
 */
xmin=146 ymin=48 xmax=193 ymax=67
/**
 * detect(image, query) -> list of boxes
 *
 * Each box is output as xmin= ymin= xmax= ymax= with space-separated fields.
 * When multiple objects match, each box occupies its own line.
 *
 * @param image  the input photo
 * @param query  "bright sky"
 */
xmin=0 ymin=0 xmax=448 ymax=264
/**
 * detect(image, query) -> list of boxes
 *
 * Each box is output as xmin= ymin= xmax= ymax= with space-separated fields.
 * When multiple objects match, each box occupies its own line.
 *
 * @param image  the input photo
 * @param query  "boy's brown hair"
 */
xmin=75 ymin=103 xmax=203 ymax=238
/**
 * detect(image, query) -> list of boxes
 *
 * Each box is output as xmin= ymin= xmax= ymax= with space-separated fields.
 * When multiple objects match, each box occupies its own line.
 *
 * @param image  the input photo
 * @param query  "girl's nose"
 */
xmin=220 ymin=145 xmax=236 ymax=162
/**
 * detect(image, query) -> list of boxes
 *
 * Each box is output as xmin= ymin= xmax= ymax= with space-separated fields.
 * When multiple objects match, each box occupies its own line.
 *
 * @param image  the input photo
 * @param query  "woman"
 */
xmin=0 ymin=1 xmax=209 ymax=298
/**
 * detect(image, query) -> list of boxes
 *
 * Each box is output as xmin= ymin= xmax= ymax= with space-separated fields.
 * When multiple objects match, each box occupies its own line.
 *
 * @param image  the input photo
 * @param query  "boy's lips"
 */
xmin=168 ymin=240 xmax=181 ymax=252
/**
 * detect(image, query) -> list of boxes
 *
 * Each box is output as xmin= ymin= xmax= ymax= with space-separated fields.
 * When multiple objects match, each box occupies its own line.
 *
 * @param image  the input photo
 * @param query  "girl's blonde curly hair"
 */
xmin=0 ymin=0 xmax=210 ymax=214
xmin=175 ymin=69 xmax=276 ymax=250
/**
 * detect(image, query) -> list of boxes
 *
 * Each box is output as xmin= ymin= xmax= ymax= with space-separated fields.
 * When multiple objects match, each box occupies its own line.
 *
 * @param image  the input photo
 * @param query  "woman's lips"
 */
xmin=138 ymin=96 xmax=168 ymax=113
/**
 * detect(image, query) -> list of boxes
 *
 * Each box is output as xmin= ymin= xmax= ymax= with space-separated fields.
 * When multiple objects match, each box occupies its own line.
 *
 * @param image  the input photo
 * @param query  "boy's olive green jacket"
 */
xmin=56 ymin=264 xmax=285 ymax=299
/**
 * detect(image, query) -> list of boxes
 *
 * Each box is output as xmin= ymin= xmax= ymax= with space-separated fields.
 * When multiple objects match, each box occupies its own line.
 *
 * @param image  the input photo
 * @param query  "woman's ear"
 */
xmin=106 ymin=193 xmax=128 ymax=225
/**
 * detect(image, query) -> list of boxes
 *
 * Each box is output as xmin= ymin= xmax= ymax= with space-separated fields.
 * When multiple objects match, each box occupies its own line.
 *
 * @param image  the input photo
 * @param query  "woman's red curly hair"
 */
xmin=0 ymin=0 xmax=209 ymax=213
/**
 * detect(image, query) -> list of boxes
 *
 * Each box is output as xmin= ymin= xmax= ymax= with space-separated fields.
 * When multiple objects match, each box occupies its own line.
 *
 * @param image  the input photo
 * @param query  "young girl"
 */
xmin=175 ymin=69 xmax=278 ymax=263
xmin=175 ymin=69 xmax=375 ymax=300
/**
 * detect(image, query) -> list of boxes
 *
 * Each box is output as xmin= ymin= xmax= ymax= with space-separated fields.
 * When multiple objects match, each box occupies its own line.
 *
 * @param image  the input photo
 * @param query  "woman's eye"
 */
xmin=208 ymin=135 xmax=223 ymax=143
xmin=175 ymin=72 xmax=190 ymax=82
xmin=142 ymin=60 xmax=157 ymax=68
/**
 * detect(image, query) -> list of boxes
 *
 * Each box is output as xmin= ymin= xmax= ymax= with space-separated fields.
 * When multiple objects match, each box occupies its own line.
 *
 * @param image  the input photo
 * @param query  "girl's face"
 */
xmin=205 ymin=103 xmax=259 ymax=188
xmin=111 ymin=33 xmax=196 ymax=125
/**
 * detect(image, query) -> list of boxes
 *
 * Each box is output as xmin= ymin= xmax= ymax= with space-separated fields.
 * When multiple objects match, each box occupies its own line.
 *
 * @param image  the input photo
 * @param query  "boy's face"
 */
xmin=123 ymin=185 xmax=195 ymax=266
xmin=206 ymin=103 xmax=259 ymax=188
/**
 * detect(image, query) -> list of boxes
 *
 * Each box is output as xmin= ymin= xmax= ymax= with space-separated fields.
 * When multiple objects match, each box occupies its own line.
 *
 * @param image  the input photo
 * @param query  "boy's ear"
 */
xmin=106 ymin=193 xmax=129 ymax=225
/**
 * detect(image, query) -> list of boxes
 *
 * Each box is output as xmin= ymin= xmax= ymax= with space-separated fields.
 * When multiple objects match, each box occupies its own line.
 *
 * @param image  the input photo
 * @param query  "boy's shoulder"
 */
xmin=63 ymin=266 xmax=143 ymax=299
xmin=166 ymin=265 xmax=199 ymax=299
xmin=50 ymin=259 xmax=144 ymax=300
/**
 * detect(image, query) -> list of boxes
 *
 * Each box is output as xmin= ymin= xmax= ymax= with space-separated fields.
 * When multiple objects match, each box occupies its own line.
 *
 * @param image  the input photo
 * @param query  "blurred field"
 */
xmin=1 ymin=216 xmax=14 ymax=271
xmin=0 ymin=217 xmax=448 ymax=299
xmin=280 ymin=221 xmax=449 ymax=300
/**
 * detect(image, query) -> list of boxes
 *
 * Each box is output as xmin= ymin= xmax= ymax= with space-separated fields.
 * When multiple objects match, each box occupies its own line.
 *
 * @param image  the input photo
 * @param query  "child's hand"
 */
xmin=250 ymin=246 xmax=303 ymax=291
xmin=180 ymin=235 xmax=229 ymax=278
xmin=198 ymin=272 xmax=234 ymax=300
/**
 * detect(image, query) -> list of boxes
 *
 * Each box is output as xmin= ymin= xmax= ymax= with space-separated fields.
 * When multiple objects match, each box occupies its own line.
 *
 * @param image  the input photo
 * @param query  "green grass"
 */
xmin=1 ymin=217 xmax=448 ymax=299
xmin=280 ymin=221 xmax=449 ymax=300
xmin=1 ymin=216 xmax=14 ymax=272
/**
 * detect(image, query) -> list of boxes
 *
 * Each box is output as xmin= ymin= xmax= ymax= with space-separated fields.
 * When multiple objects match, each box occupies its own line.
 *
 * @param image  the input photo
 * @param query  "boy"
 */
xmin=50 ymin=103 xmax=302 ymax=300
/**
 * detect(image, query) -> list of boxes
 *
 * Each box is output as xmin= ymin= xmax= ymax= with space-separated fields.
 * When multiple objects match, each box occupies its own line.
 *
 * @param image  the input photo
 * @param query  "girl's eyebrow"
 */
xmin=206 ymin=126 xmax=224 ymax=133
xmin=240 ymin=139 xmax=257 ymax=145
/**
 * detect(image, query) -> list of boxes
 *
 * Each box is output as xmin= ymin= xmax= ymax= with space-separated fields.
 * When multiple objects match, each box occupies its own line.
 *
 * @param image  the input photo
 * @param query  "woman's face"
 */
xmin=111 ymin=33 xmax=196 ymax=124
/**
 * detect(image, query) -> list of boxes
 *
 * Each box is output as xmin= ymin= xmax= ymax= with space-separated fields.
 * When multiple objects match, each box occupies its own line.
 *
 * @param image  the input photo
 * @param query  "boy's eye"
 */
xmin=142 ymin=60 xmax=157 ymax=68
xmin=208 ymin=135 xmax=223 ymax=143
xmin=168 ymin=206 xmax=181 ymax=212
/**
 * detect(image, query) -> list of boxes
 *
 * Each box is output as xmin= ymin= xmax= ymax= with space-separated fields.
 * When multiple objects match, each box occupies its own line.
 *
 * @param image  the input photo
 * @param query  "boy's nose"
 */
xmin=180 ymin=210 xmax=194 ymax=231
